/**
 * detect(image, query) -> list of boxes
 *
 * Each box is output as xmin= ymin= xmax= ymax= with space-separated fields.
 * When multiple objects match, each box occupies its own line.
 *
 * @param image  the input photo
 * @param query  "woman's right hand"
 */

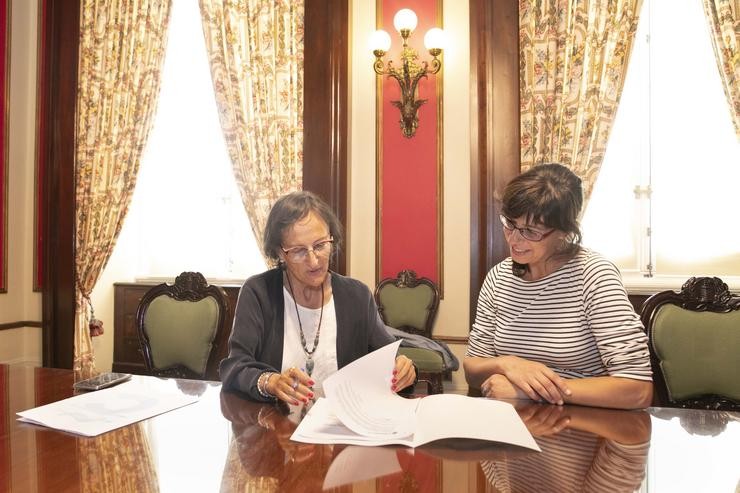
xmin=498 ymin=355 xmax=571 ymax=405
xmin=266 ymin=367 xmax=315 ymax=405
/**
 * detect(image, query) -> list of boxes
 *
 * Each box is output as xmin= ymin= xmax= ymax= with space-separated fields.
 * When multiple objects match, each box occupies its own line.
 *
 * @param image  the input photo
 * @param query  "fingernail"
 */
xmin=557 ymin=400 xmax=563 ymax=405
xmin=392 ymin=378 xmax=397 ymax=383
xmin=566 ymin=390 xmax=572 ymax=395
xmin=293 ymin=400 xmax=300 ymax=405
xmin=308 ymin=380 xmax=315 ymax=386
xmin=303 ymin=398 xmax=308 ymax=403
xmin=391 ymin=385 xmax=397 ymax=391
xmin=308 ymin=392 xmax=314 ymax=398
xmin=393 ymin=369 xmax=398 ymax=375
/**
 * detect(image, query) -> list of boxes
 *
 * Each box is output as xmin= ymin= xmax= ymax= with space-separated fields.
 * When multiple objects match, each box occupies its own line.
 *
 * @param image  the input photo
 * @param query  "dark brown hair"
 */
xmin=262 ymin=191 xmax=344 ymax=265
xmin=502 ymin=163 xmax=583 ymax=274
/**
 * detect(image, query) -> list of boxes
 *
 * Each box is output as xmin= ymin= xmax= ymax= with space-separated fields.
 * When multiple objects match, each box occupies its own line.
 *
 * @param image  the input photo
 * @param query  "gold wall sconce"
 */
xmin=370 ymin=8 xmax=445 ymax=138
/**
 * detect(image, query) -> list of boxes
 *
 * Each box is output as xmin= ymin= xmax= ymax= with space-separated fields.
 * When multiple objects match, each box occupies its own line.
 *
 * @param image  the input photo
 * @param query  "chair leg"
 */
xmin=430 ymin=373 xmax=444 ymax=394
xmin=419 ymin=372 xmax=444 ymax=394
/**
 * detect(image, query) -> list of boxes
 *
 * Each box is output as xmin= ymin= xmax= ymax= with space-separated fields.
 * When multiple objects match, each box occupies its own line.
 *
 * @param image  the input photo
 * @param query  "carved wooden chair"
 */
xmin=136 ymin=272 xmax=230 ymax=381
xmin=640 ymin=276 xmax=740 ymax=411
xmin=375 ymin=270 xmax=446 ymax=394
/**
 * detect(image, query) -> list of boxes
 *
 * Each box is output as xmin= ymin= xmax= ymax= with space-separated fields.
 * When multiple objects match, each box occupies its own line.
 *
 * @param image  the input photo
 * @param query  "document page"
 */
xmin=17 ymin=379 xmax=198 ymax=437
xmin=292 ymin=397 xmax=416 ymax=446
xmin=414 ymin=394 xmax=539 ymax=450
xmin=322 ymin=340 xmax=419 ymax=438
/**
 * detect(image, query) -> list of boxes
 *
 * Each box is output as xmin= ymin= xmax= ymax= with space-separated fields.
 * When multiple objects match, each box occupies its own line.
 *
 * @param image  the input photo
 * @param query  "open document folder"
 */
xmin=17 ymin=378 xmax=198 ymax=437
xmin=291 ymin=340 xmax=540 ymax=451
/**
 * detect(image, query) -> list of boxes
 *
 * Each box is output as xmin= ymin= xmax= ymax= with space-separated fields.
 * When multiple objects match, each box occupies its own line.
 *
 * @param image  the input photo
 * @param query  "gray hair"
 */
xmin=262 ymin=191 xmax=344 ymax=266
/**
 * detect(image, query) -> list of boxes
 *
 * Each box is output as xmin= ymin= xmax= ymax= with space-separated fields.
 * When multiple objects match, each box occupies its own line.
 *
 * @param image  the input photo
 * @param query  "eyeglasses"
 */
xmin=499 ymin=215 xmax=555 ymax=242
xmin=281 ymin=237 xmax=334 ymax=263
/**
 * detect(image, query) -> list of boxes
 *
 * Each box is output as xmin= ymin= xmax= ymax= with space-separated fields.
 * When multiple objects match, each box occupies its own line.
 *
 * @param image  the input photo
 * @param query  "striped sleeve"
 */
xmin=583 ymin=255 xmax=653 ymax=381
xmin=466 ymin=265 xmax=500 ymax=358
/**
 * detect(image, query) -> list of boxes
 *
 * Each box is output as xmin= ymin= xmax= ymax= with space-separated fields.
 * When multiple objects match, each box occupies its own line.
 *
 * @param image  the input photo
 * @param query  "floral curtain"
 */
xmin=75 ymin=0 xmax=171 ymax=372
xmin=520 ymin=0 xmax=643 ymax=202
xmin=199 ymin=0 xmax=304 ymax=250
xmin=702 ymin=0 xmax=740 ymax=139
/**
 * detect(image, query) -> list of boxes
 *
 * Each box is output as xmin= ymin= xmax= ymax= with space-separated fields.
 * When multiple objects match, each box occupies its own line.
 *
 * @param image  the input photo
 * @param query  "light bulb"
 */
xmin=424 ymin=28 xmax=445 ymax=51
xmin=393 ymin=9 xmax=418 ymax=33
xmin=369 ymin=30 xmax=392 ymax=53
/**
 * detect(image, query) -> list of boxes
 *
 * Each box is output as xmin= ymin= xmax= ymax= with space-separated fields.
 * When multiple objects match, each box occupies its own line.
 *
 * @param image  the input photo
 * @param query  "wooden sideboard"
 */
xmin=112 ymin=281 xmax=242 ymax=377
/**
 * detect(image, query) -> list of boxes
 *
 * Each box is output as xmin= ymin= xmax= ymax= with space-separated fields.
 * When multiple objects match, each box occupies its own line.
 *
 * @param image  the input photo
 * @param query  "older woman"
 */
xmin=464 ymin=164 xmax=653 ymax=410
xmin=220 ymin=191 xmax=415 ymax=405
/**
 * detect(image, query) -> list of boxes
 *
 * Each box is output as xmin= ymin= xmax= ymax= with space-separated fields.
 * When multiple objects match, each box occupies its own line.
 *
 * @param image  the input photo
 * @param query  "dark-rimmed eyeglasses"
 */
xmin=499 ymin=215 xmax=555 ymax=242
xmin=281 ymin=237 xmax=334 ymax=263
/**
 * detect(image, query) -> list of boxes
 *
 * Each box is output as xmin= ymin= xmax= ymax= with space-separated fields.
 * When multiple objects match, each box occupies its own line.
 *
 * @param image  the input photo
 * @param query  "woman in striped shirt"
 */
xmin=464 ymin=164 xmax=653 ymax=410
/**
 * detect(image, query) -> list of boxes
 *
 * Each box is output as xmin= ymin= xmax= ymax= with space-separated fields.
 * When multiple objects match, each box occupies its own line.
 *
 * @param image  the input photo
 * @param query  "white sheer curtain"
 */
xmin=582 ymin=0 xmax=740 ymax=279
xmin=126 ymin=0 xmax=265 ymax=281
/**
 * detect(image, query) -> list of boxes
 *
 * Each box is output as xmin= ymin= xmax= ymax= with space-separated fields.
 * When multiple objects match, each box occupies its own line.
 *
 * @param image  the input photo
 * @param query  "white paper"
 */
xmin=291 ymin=341 xmax=540 ymax=451
xmin=323 ymin=340 xmax=419 ymax=438
xmin=16 ymin=379 xmax=199 ymax=437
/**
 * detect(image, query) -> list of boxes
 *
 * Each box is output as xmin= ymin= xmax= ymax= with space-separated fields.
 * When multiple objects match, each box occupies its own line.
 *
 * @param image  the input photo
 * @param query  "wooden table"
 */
xmin=1 ymin=364 xmax=738 ymax=492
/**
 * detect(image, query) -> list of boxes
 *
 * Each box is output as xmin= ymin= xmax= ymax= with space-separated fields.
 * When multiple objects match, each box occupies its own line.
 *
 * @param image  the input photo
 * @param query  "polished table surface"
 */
xmin=1 ymin=364 xmax=738 ymax=492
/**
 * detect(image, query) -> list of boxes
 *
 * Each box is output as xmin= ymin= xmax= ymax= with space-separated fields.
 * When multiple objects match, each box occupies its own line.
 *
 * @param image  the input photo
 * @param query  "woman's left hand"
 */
xmin=392 ymin=355 xmax=416 ymax=391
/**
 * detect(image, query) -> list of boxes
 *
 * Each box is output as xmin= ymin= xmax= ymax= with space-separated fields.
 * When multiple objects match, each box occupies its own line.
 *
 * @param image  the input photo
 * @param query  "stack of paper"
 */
xmin=17 ymin=379 xmax=199 ymax=437
xmin=291 ymin=340 xmax=540 ymax=451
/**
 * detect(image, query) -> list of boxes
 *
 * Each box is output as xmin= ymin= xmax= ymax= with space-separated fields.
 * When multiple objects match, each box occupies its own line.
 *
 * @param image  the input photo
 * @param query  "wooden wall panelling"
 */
xmin=469 ymin=0 xmax=520 ymax=323
xmin=40 ymin=0 xmax=79 ymax=369
xmin=303 ymin=0 xmax=349 ymax=275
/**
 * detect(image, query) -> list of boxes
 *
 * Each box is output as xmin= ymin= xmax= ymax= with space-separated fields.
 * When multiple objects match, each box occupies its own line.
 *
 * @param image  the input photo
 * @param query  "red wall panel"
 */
xmin=377 ymin=0 xmax=441 ymax=288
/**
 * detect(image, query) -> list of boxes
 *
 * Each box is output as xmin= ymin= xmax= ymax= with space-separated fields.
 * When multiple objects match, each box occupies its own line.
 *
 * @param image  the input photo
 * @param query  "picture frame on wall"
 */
xmin=0 ymin=0 xmax=10 ymax=294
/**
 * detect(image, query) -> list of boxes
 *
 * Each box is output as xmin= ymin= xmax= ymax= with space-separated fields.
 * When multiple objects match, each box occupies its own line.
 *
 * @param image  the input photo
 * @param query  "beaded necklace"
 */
xmin=285 ymin=273 xmax=324 ymax=376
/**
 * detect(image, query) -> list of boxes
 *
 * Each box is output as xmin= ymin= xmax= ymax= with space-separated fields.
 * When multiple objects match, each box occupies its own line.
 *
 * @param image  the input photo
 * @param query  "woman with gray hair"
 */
xmin=220 ymin=191 xmax=416 ymax=405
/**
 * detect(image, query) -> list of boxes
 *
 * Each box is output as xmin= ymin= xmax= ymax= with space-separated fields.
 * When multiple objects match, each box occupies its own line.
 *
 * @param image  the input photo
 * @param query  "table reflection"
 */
xmin=481 ymin=402 xmax=651 ymax=493
xmin=4 ymin=365 xmax=737 ymax=493
xmin=219 ymin=391 xmax=339 ymax=492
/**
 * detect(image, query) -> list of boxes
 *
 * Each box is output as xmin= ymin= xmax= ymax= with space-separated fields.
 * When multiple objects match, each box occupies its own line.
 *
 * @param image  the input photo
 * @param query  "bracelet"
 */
xmin=257 ymin=371 xmax=278 ymax=399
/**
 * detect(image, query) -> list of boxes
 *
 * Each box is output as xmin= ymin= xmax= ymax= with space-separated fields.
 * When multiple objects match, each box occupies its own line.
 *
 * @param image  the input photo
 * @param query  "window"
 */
xmin=123 ymin=0 xmax=265 ymax=282
xmin=581 ymin=0 xmax=740 ymax=289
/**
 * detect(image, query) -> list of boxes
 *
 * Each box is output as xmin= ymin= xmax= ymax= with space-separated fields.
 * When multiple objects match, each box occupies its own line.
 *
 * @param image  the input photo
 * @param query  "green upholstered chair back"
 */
xmin=375 ymin=270 xmax=445 ymax=394
xmin=375 ymin=270 xmax=439 ymax=338
xmin=641 ymin=276 xmax=740 ymax=411
xmin=136 ymin=272 xmax=229 ymax=380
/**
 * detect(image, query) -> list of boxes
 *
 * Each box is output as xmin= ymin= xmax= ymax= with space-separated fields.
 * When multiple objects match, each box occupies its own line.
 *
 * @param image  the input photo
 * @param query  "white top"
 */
xmin=467 ymin=249 xmax=652 ymax=381
xmin=282 ymin=287 xmax=338 ymax=390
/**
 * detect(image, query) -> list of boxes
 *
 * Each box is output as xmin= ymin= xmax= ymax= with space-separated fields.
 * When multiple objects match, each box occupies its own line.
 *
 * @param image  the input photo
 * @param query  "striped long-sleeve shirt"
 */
xmin=467 ymin=249 xmax=652 ymax=381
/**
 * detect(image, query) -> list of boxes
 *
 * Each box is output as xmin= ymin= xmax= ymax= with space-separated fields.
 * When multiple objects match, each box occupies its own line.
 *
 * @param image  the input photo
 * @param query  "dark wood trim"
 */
xmin=40 ymin=0 xmax=79 ymax=369
xmin=0 ymin=321 xmax=43 ymax=331
xmin=469 ymin=0 xmax=520 ymax=325
xmin=302 ymin=0 xmax=348 ymax=275
xmin=433 ymin=335 xmax=468 ymax=345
